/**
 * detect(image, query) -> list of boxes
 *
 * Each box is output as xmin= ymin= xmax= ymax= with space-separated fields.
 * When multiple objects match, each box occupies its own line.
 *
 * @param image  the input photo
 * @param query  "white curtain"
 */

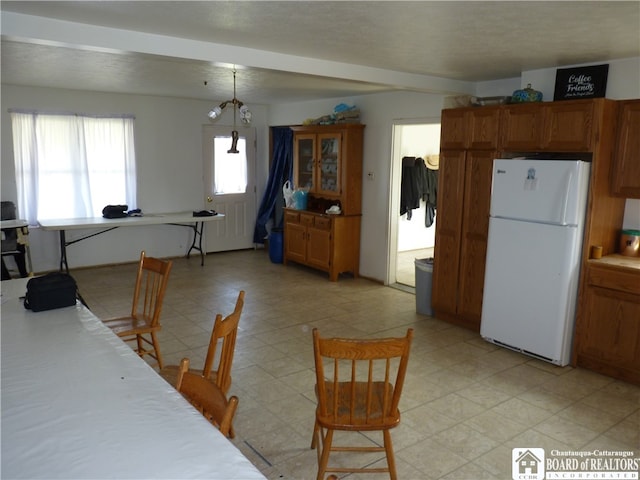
xmin=10 ymin=112 xmax=136 ymax=225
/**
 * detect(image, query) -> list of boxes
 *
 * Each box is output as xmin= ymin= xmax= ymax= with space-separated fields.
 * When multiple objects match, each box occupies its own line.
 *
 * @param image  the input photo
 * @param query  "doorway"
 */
xmin=388 ymin=121 xmax=441 ymax=288
xmin=202 ymin=125 xmax=257 ymax=252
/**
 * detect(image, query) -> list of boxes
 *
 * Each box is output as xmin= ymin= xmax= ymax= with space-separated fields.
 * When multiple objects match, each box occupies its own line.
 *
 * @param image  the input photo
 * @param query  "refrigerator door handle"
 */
xmin=560 ymin=170 xmax=574 ymax=225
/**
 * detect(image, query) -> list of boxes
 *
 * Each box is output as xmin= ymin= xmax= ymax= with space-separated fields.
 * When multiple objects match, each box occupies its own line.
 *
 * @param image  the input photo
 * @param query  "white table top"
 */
xmin=0 ymin=278 xmax=265 ymax=480
xmin=38 ymin=211 xmax=224 ymax=230
xmin=0 ymin=219 xmax=29 ymax=229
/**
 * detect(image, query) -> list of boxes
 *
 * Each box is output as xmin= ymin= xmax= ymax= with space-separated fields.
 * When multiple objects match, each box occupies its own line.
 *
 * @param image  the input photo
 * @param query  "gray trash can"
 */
xmin=415 ymin=258 xmax=434 ymax=316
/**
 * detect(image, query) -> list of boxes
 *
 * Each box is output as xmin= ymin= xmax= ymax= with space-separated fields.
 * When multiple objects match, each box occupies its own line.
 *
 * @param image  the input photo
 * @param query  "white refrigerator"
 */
xmin=480 ymin=158 xmax=590 ymax=366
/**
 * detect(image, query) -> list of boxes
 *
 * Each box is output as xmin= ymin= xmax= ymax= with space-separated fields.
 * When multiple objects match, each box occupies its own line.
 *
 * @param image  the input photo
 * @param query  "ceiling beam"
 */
xmin=1 ymin=11 xmax=474 ymax=96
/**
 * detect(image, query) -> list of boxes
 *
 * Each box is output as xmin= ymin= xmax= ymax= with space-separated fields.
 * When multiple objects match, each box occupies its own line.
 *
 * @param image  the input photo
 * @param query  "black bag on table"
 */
xmin=102 ymin=205 xmax=128 ymax=219
xmin=24 ymin=272 xmax=78 ymax=312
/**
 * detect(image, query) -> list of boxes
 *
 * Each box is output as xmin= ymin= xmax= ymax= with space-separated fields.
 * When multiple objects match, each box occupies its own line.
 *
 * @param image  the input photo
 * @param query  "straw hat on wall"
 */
xmin=425 ymin=154 xmax=439 ymax=170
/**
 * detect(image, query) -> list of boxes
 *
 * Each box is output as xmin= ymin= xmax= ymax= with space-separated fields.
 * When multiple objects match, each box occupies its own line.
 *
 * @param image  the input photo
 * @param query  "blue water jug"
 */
xmin=268 ymin=228 xmax=283 ymax=264
xmin=292 ymin=190 xmax=308 ymax=210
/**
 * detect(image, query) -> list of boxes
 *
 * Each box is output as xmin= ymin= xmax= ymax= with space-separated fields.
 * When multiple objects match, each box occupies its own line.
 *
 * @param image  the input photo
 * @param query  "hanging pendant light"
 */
xmin=207 ymin=68 xmax=252 ymax=154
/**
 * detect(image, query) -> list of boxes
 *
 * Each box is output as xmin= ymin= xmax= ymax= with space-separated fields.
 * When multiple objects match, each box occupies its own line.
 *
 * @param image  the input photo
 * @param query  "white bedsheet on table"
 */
xmin=1 ymin=278 xmax=265 ymax=480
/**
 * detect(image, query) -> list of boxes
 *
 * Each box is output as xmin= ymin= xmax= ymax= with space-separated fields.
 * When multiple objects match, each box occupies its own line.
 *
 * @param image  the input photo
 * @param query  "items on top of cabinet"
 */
xmin=511 ymin=84 xmax=543 ymax=103
xmin=470 ymin=96 xmax=511 ymax=106
xmin=303 ymin=103 xmax=361 ymax=126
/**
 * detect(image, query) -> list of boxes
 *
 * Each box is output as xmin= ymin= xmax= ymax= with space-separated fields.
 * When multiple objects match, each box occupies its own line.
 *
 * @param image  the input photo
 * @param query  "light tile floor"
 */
xmin=72 ymin=249 xmax=639 ymax=480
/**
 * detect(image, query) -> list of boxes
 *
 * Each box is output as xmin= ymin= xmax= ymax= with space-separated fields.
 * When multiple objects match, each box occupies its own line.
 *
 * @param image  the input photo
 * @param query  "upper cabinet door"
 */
xmin=441 ymin=107 xmax=499 ymax=151
xmin=467 ymin=107 xmax=500 ymax=150
xmin=291 ymin=124 xmax=364 ymax=215
xmin=440 ymin=109 xmax=468 ymax=149
xmin=293 ymin=133 xmax=316 ymax=190
xmin=316 ymin=133 xmax=342 ymax=197
xmin=500 ymin=104 xmax=544 ymax=150
xmin=611 ymin=99 xmax=640 ymax=198
xmin=542 ymin=101 xmax=594 ymax=151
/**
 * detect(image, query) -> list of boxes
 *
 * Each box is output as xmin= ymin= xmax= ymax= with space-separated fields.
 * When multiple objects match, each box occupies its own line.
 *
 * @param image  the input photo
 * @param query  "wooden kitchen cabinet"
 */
xmin=574 ymin=259 xmax=640 ymax=385
xmin=283 ymin=209 xmax=360 ymax=281
xmin=285 ymin=211 xmax=331 ymax=270
xmin=500 ymin=99 xmax=594 ymax=151
xmin=611 ymin=99 xmax=640 ymax=198
xmin=436 ymin=98 xmax=634 ymax=383
xmin=432 ymin=107 xmax=497 ymax=331
xmin=440 ymin=106 xmax=500 ymax=150
xmin=432 ymin=149 xmax=495 ymax=330
xmin=435 ymin=98 xmax=621 ymax=334
xmin=500 ymin=103 xmax=544 ymax=150
xmin=542 ymin=100 xmax=594 ymax=151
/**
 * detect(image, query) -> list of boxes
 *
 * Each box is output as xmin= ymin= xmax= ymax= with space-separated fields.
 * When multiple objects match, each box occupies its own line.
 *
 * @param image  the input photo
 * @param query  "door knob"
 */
xmin=207 ymin=196 xmax=213 ymax=203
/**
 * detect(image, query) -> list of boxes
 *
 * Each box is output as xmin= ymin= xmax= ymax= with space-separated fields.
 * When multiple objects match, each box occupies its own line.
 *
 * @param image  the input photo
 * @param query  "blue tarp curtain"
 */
xmin=252 ymin=127 xmax=293 ymax=244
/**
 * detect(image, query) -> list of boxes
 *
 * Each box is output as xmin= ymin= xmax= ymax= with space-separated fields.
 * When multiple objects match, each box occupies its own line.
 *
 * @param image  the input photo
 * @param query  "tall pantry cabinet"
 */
xmin=431 ymin=107 xmax=499 ymax=331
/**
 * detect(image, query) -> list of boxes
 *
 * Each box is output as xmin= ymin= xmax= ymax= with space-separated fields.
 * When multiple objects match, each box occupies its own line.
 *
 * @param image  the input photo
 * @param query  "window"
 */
xmin=10 ymin=111 xmax=136 ymax=224
xmin=213 ymin=135 xmax=247 ymax=194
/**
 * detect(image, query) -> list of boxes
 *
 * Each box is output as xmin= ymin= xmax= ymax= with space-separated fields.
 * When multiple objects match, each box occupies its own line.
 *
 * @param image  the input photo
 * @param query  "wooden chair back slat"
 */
xmin=202 ymin=290 xmax=244 ymax=393
xmin=131 ymin=252 xmax=172 ymax=327
xmin=175 ymin=358 xmax=239 ymax=438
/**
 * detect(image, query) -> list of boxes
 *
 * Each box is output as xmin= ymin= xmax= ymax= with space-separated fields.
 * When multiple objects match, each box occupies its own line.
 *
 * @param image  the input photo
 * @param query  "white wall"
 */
xmin=1 ymin=85 xmax=269 ymax=271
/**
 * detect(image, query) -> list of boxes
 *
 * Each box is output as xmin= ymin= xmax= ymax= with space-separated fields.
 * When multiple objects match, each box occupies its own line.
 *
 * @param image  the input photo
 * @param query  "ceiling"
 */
xmin=1 ymin=1 xmax=639 ymax=105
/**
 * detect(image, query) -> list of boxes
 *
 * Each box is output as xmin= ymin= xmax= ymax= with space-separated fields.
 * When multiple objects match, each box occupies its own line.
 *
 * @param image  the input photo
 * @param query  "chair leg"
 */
xmin=383 ymin=429 xmax=397 ymax=480
xmin=151 ymin=332 xmax=163 ymax=369
xmin=316 ymin=427 xmax=333 ymax=480
xmin=311 ymin=420 xmax=319 ymax=449
xmin=136 ymin=334 xmax=144 ymax=356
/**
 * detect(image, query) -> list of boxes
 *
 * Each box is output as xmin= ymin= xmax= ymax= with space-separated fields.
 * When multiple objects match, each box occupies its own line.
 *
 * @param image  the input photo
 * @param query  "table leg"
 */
xmin=59 ymin=230 xmax=69 ymax=273
xmin=17 ymin=226 xmax=33 ymax=276
xmin=185 ymin=221 xmax=205 ymax=266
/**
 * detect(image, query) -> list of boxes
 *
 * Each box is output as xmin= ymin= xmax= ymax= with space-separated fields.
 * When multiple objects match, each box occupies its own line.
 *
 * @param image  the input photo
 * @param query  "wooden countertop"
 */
xmin=589 ymin=254 xmax=640 ymax=273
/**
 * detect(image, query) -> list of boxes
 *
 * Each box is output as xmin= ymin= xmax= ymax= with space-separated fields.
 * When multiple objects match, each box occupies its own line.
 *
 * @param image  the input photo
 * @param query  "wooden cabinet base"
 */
xmin=433 ymin=310 xmax=481 ymax=333
xmin=575 ymin=354 xmax=640 ymax=386
xmin=573 ymin=261 xmax=640 ymax=385
xmin=283 ymin=209 xmax=361 ymax=281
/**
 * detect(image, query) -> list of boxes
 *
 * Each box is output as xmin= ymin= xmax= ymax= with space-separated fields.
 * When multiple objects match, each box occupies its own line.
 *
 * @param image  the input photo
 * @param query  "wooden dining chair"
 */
xmin=310 ymin=328 xmax=414 ymax=480
xmin=175 ymin=357 xmax=239 ymax=438
xmin=159 ymin=290 xmax=244 ymax=394
xmin=102 ymin=251 xmax=172 ymax=369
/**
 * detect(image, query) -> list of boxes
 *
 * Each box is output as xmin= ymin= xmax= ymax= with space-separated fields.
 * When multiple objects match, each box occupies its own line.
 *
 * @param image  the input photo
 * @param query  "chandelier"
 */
xmin=207 ymin=68 xmax=252 ymax=153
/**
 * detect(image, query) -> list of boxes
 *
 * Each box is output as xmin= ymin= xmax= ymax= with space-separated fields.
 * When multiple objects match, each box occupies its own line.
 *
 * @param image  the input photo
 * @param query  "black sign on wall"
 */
xmin=553 ymin=64 xmax=609 ymax=101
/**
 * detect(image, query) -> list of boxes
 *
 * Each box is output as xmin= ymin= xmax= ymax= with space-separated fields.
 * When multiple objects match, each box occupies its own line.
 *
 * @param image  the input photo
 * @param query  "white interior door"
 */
xmin=202 ymin=125 xmax=257 ymax=252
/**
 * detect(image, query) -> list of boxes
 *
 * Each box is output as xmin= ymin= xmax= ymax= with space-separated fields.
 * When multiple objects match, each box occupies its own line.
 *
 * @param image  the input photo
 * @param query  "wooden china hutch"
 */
xmin=283 ymin=124 xmax=364 ymax=281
